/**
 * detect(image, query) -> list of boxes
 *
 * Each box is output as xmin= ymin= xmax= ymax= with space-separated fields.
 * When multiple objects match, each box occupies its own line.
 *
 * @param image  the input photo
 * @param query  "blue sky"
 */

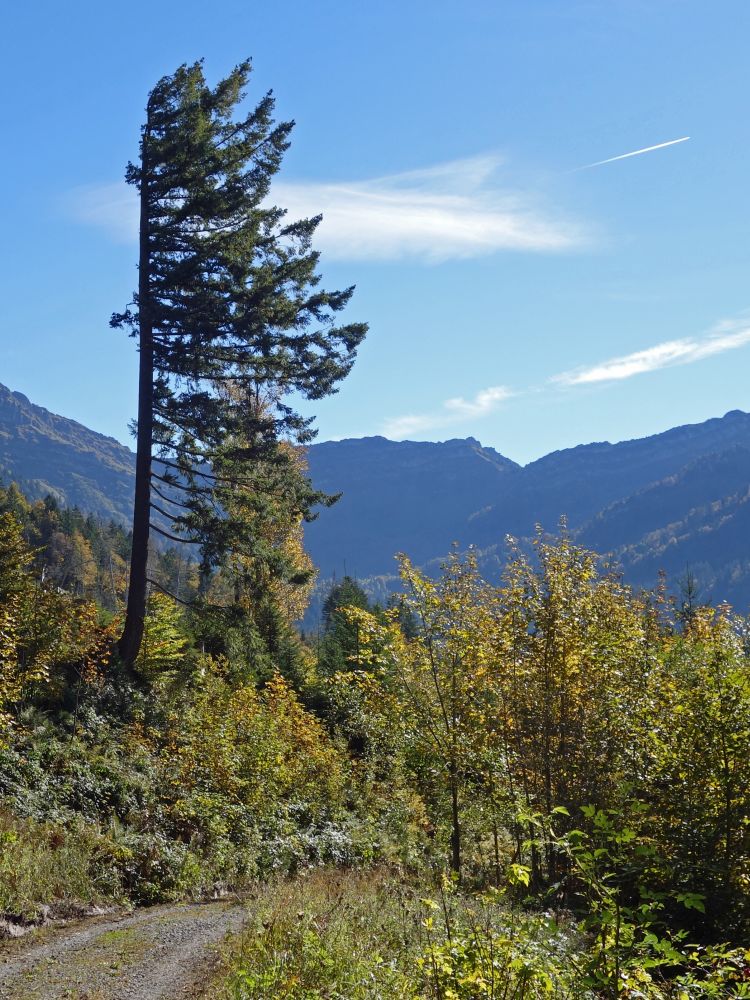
xmin=2 ymin=0 xmax=749 ymax=464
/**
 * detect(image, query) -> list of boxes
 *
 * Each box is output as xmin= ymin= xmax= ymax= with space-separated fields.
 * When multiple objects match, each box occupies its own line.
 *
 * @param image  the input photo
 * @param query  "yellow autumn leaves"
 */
xmin=331 ymin=534 xmax=750 ymax=918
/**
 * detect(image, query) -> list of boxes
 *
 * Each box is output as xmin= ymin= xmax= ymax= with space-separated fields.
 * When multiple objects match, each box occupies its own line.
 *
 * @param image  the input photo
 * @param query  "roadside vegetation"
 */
xmin=210 ymin=868 xmax=750 ymax=999
xmin=3 ymin=472 xmax=750 ymax=995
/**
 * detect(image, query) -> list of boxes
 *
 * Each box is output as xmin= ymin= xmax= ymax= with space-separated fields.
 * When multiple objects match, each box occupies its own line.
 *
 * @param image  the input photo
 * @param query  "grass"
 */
xmin=209 ymin=870 xmax=750 ymax=999
xmin=0 ymin=808 xmax=122 ymax=921
xmin=211 ymin=869 xmax=419 ymax=999
xmin=209 ymin=869 xmax=586 ymax=1000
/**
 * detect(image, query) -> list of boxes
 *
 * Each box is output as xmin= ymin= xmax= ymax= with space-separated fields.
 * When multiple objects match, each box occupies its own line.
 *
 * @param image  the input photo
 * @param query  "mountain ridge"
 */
xmin=2 ymin=380 xmax=750 ymax=608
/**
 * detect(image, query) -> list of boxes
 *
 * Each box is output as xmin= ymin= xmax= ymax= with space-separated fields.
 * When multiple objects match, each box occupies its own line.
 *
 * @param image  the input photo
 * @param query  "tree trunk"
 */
xmin=450 ymin=768 xmax=461 ymax=880
xmin=117 ymin=134 xmax=152 ymax=669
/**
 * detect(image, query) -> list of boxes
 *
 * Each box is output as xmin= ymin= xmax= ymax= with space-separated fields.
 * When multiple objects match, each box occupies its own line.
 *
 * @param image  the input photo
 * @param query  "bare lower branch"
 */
xmin=149 ymin=521 xmax=202 ymax=545
xmin=146 ymin=577 xmax=195 ymax=607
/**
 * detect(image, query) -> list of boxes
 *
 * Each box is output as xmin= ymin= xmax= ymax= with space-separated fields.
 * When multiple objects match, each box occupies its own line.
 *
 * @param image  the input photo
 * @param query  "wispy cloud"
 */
xmin=274 ymin=157 xmax=583 ymax=261
xmin=579 ymin=136 xmax=690 ymax=170
xmin=373 ymin=314 xmax=750 ymax=441
xmin=553 ymin=319 xmax=750 ymax=386
xmin=382 ymin=385 xmax=513 ymax=439
xmin=65 ymin=182 xmax=139 ymax=243
xmin=65 ymin=154 xmax=585 ymax=262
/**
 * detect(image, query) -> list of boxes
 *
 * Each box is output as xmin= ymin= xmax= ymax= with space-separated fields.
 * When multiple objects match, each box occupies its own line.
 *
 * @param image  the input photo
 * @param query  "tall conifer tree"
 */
xmin=113 ymin=61 xmax=366 ymax=667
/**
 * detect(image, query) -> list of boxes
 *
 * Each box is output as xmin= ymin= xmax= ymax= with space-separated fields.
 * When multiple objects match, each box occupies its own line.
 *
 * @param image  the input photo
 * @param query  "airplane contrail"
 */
xmin=579 ymin=136 xmax=691 ymax=170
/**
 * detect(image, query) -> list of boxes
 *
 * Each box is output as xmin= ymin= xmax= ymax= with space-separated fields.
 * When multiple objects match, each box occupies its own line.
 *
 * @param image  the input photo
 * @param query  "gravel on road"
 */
xmin=0 ymin=899 xmax=248 ymax=999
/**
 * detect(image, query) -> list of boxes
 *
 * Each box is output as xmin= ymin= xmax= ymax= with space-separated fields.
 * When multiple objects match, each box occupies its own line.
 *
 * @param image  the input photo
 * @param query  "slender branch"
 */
xmin=149 ymin=521 xmax=202 ymax=545
xmin=150 ymin=482 xmax=195 ymax=510
xmin=146 ymin=577 xmax=195 ymax=607
xmin=158 ymin=456 xmax=261 ymax=489
xmin=161 ymin=442 xmax=216 ymax=462
xmin=152 ymin=408 xmax=205 ymax=438
xmin=150 ymin=500 xmax=190 ymax=523
xmin=150 ymin=470 xmax=203 ymax=494
xmin=147 ymin=576 xmax=235 ymax=613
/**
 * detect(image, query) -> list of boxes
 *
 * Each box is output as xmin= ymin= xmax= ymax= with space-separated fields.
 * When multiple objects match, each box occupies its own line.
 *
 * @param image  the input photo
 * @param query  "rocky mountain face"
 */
xmin=2 ymin=380 xmax=750 ymax=609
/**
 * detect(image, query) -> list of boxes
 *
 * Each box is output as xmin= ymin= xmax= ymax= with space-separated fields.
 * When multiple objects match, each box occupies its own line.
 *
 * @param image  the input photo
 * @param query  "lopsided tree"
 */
xmin=113 ymin=61 xmax=367 ymax=667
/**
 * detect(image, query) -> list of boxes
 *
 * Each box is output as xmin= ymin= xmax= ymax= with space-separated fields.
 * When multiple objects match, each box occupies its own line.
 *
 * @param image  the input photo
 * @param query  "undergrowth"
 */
xmin=0 ymin=808 xmax=120 ymax=919
xmin=213 ymin=870 xmax=585 ymax=1000
xmin=211 ymin=869 xmax=750 ymax=1000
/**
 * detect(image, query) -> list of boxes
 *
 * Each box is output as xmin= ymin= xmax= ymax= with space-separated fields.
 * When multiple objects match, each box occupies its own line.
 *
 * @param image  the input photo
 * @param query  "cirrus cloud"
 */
xmin=65 ymin=154 xmax=586 ymax=262
xmin=382 ymin=385 xmax=514 ymax=439
xmin=552 ymin=319 xmax=750 ymax=386
xmin=274 ymin=156 xmax=584 ymax=261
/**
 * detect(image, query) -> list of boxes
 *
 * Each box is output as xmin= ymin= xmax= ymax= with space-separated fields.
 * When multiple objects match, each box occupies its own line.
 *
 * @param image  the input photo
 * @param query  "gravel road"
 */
xmin=0 ymin=899 xmax=248 ymax=999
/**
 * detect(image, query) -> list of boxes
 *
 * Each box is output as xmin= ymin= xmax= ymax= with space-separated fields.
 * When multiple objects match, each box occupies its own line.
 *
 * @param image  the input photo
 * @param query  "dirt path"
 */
xmin=0 ymin=899 xmax=248 ymax=999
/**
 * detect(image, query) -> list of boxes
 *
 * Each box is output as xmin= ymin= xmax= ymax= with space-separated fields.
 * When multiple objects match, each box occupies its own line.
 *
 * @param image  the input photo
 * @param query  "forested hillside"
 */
xmin=0 ymin=384 xmax=135 ymax=524
xmin=4 ymin=386 xmax=750 ymax=612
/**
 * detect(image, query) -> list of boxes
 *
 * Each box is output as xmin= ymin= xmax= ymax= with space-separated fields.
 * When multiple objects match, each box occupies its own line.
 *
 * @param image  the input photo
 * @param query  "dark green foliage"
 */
xmin=186 ymin=598 xmax=307 ymax=688
xmin=317 ymin=576 xmax=372 ymax=676
xmin=113 ymin=59 xmax=367 ymax=664
xmin=386 ymin=592 xmax=419 ymax=638
xmin=0 ymin=480 xmax=192 ymax=612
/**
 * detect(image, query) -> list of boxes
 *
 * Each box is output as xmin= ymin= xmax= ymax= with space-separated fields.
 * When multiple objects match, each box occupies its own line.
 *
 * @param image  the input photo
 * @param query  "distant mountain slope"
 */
xmin=2 ymin=381 xmax=750 ymax=609
xmin=463 ymin=410 xmax=750 ymax=549
xmin=577 ymin=445 xmax=750 ymax=556
xmin=614 ymin=490 xmax=750 ymax=607
xmin=0 ymin=383 xmax=135 ymax=524
xmin=306 ymin=410 xmax=750 ymax=583
xmin=306 ymin=436 xmax=519 ymax=577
